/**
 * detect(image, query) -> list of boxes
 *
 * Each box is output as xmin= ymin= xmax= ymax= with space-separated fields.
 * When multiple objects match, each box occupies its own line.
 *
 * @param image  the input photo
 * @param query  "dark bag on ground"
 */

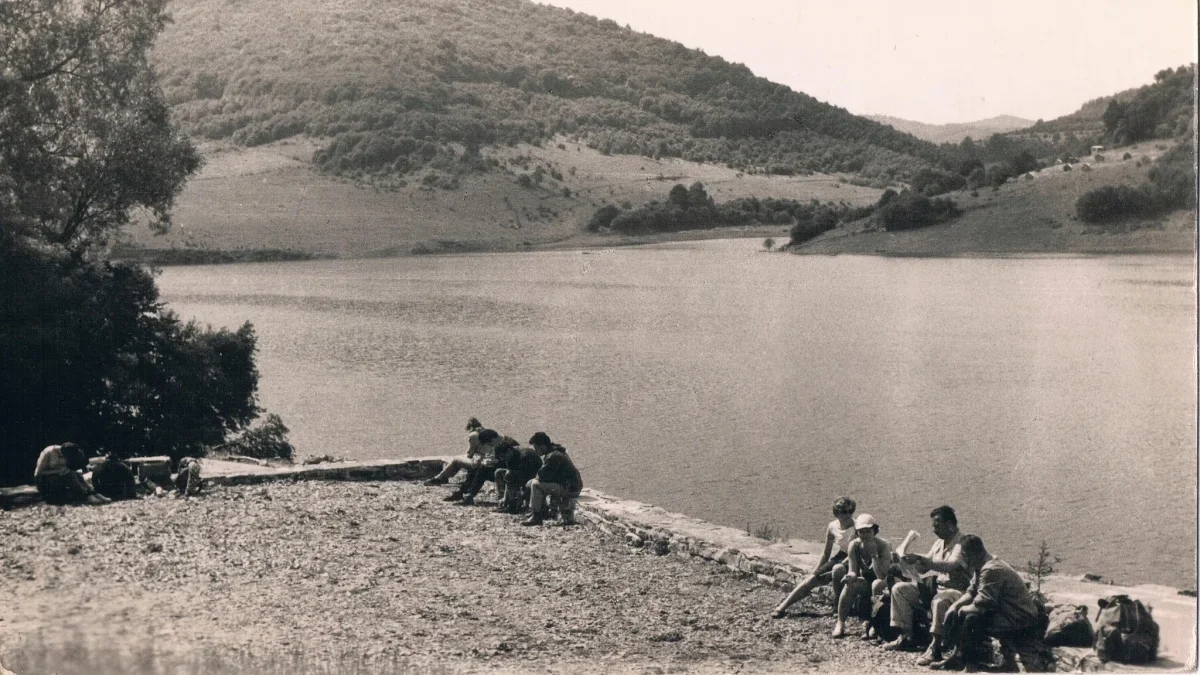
xmin=1094 ymin=595 xmax=1159 ymax=663
xmin=1043 ymin=604 xmax=1094 ymax=647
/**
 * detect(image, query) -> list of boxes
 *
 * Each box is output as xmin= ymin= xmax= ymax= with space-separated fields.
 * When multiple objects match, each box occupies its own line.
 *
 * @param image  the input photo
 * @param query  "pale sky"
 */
xmin=539 ymin=0 xmax=1198 ymax=125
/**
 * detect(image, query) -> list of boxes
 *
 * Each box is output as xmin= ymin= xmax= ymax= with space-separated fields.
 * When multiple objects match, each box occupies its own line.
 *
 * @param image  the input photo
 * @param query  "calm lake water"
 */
xmin=158 ymin=240 xmax=1197 ymax=588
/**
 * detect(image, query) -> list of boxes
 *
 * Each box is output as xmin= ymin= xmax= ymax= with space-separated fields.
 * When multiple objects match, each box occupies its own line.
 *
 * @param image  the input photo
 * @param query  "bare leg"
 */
xmin=772 ymin=574 xmax=821 ymax=616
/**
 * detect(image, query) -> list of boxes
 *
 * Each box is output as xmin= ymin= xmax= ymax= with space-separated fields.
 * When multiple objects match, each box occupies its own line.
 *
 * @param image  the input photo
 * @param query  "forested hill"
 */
xmin=153 ymin=0 xmax=942 ymax=185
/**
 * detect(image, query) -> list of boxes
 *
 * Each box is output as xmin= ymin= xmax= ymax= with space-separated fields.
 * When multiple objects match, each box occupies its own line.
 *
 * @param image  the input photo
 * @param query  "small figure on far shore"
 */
xmin=33 ymin=443 xmax=109 ymax=506
xmin=772 ymin=496 xmax=858 ymax=618
xmin=521 ymin=433 xmax=582 ymax=527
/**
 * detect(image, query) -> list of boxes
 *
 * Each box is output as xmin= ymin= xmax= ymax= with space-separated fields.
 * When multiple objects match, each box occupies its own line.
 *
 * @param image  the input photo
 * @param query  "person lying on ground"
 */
xmin=522 ymin=433 xmax=583 ymax=527
xmin=771 ymin=496 xmax=859 ymax=618
xmin=884 ymin=505 xmax=972 ymax=663
xmin=931 ymin=534 xmax=1041 ymax=672
xmin=34 ymin=443 xmax=109 ymax=506
xmin=449 ymin=429 xmax=519 ymax=505
xmin=832 ymin=513 xmax=894 ymax=638
xmin=174 ymin=457 xmax=203 ymax=496
xmin=90 ymin=453 xmax=138 ymax=501
xmin=493 ymin=439 xmax=543 ymax=514
xmin=423 ymin=417 xmax=485 ymax=486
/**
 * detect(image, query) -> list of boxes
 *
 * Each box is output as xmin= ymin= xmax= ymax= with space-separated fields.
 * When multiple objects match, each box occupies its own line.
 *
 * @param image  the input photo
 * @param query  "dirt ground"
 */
xmin=0 ymin=480 xmax=921 ymax=674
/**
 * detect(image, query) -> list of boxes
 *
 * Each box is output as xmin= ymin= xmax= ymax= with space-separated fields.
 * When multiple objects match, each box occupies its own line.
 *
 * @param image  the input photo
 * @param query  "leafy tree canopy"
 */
xmin=1 ymin=0 xmax=200 ymax=253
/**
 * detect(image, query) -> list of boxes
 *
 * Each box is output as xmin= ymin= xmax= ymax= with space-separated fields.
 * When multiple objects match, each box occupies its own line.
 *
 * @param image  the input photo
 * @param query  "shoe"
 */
xmin=883 ymin=636 xmax=915 ymax=651
xmin=861 ymin=621 xmax=874 ymax=640
xmin=442 ymin=491 xmax=464 ymax=502
xmin=831 ymin=621 xmax=845 ymax=638
xmin=930 ymin=649 xmax=964 ymax=671
xmin=770 ymin=607 xmax=787 ymax=619
xmin=457 ymin=494 xmax=475 ymax=506
xmin=423 ymin=477 xmax=448 ymax=486
xmin=86 ymin=493 xmax=111 ymax=506
xmin=916 ymin=646 xmax=943 ymax=667
xmin=521 ymin=512 xmax=544 ymax=526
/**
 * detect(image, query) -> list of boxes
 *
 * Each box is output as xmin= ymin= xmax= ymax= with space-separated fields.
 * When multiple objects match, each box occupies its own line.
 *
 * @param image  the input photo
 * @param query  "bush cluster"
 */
xmin=1075 ymin=140 xmax=1196 ymax=223
xmin=877 ymin=191 xmax=961 ymax=232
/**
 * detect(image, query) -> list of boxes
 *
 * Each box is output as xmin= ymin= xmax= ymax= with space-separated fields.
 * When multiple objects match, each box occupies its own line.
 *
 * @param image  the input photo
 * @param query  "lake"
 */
xmin=157 ymin=240 xmax=1197 ymax=588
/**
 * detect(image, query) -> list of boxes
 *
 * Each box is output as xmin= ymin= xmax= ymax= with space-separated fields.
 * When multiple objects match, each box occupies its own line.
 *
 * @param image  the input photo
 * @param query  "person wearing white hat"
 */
xmin=832 ymin=513 xmax=896 ymax=638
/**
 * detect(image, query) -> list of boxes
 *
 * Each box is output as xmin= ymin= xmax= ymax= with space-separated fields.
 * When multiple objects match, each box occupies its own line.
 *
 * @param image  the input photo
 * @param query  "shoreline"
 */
xmin=126 ymin=224 xmax=1195 ymax=267
xmin=2 ymin=459 xmax=1194 ymax=673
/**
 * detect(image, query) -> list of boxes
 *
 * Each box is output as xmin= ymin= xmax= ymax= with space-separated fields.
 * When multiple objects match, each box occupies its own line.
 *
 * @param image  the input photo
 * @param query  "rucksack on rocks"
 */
xmin=1043 ymin=604 xmax=1094 ymax=647
xmin=1094 ymin=595 xmax=1159 ymax=664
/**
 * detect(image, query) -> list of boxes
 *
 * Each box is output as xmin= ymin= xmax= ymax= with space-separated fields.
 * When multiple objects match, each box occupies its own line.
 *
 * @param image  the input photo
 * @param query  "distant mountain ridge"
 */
xmin=152 ymin=0 xmax=944 ymax=185
xmin=865 ymin=114 xmax=1035 ymax=145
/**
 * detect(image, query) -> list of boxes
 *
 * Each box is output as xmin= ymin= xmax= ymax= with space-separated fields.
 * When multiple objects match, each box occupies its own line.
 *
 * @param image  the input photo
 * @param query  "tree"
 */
xmin=0 ymin=1 xmax=267 ymax=484
xmin=1025 ymin=540 xmax=1062 ymax=594
xmin=1 ymin=0 xmax=201 ymax=253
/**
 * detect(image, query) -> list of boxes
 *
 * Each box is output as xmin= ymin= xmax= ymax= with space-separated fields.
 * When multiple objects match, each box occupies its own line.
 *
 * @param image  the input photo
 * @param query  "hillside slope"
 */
xmin=866 ymin=115 xmax=1034 ymax=144
xmin=152 ymin=0 xmax=942 ymax=186
xmin=124 ymin=138 xmax=882 ymax=258
xmin=797 ymin=148 xmax=1195 ymax=256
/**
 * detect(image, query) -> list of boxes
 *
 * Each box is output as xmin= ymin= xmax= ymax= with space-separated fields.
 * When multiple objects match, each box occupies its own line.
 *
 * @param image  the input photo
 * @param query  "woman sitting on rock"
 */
xmin=771 ymin=496 xmax=858 ymax=618
xmin=832 ymin=513 xmax=894 ymax=638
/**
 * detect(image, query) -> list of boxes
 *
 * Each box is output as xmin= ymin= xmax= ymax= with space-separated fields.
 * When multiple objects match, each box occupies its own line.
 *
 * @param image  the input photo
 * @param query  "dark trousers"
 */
xmin=462 ymin=463 xmax=497 ymax=497
xmin=945 ymin=610 xmax=1039 ymax=667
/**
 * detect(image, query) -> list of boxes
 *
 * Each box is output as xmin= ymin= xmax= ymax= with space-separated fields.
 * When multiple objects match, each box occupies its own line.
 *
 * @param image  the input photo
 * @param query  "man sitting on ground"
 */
xmin=174 ymin=457 xmax=203 ymax=496
xmin=424 ymin=417 xmax=486 ymax=486
xmin=522 ymin=433 xmax=583 ymax=526
xmin=34 ymin=443 xmax=109 ymax=506
xmin=90 ymin=452 xmax=138 ymax=501
xmin=932 ymin=534 xmax=1041 ymax=672
xmin=493 ymin=438 xmax=543 ymax=514
xmin=884 ymin=505 xmax=972 ymax=663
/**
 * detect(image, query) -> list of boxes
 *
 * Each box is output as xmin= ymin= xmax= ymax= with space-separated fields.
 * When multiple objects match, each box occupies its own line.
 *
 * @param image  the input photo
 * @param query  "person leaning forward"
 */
xmin=932 ymin=534 xmax=1041 ymax=672
xmin=492 ymin=439 xmax=543 ymax=514
xmin=884 ymin=505 xmax=972 ymax=663
xmin=34 ymin=443 xmax=109 ymax=506
xmin=521 ymin=432 xmax=582 ymax=526
xmin=455 ymin=429 xmax=520 ymax=505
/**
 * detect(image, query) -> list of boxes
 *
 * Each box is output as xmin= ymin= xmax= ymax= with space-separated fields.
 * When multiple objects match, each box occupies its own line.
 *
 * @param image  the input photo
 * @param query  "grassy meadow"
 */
xmin=123 ymin=137 xmax=882 ymax=259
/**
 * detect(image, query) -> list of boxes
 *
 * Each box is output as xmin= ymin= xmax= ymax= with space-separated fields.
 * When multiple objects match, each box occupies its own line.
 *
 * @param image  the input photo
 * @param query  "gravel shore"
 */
xmin=0 ymin=480 xmax=922 ymax=674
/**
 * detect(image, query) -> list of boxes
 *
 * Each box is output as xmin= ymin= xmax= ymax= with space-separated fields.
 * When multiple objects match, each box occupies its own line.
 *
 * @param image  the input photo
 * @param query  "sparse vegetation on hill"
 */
xmin=152 ymin=0 xmax=945 ymax=185
xmin=1075 ymin=138 xmax=1197 ymax=224
xmin=587 ymin=181 xmax=850 ymax=240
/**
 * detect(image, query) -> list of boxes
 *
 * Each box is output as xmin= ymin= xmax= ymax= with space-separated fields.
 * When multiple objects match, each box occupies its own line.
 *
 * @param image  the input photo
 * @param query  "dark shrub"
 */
xmin=222 ymin=414 xmax=294 ymax=461
xmin=586 ymin=204 xmax=621 ymax=231
xmin=1075 ymin=185 xmax=1155 ymax=222
xmin=878 ymin=191 xmax=961 ymax=231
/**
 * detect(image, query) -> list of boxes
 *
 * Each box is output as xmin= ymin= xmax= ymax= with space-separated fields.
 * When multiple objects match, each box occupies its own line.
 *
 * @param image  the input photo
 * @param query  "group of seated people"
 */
xmin=771 ymin=498 xmax=1044 ymax=672
xmin=33 ymin=442 xmax=202 ymax=505
xmin=422 ymin=417 xmax=583 ymax=527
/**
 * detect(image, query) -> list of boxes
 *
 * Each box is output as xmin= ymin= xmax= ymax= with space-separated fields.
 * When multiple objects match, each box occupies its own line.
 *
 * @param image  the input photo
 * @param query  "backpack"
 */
xmin=1093 ymin=595 xmax=1159 ymax=663
xmin=1043 ymin=604 xmax=1094 ymax=647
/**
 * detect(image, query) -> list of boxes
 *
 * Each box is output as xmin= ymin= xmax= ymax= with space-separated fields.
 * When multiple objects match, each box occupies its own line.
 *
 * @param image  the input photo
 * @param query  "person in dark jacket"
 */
xmin=522 ymin=432 xmax=583 ymax=526
xmin=492 ymin=440 xmax=543 ymax=514
xmin=90 ymin=453 xmax=138 ymax=501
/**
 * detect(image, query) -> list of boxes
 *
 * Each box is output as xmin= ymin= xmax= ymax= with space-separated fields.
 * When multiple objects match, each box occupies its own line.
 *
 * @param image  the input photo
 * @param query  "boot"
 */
xmin=442 ymin=490 xmax=464 ymax=502
xmin=520 ymin=510 xmax=545 ymax=526
xmin=423 ymin=476 xmax=448 ymax=486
